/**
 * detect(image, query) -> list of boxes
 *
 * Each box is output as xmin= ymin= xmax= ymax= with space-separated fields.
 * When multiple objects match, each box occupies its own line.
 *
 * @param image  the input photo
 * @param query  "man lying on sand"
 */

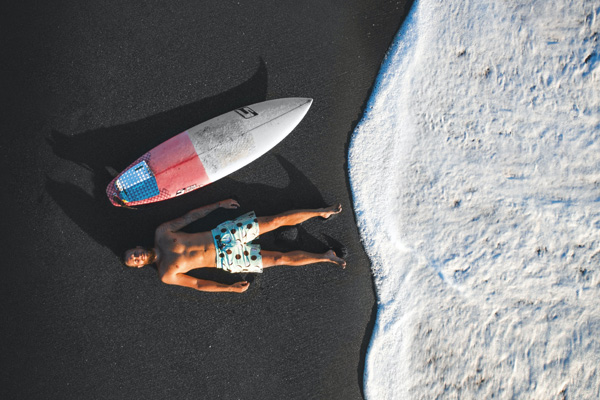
xmin=124 ymin=199 xmax=346 ymax=293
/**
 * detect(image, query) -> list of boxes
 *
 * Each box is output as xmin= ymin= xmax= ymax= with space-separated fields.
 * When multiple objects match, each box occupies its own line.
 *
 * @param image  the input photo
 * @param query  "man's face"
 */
xmin=124 ymin=247 xmax=151 ymax=268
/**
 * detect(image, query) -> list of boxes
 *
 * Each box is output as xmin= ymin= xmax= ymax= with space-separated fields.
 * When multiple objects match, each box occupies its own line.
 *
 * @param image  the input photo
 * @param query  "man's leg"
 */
xmin=261 ymin=250 xmax=346 ymax=269
xmin=257 ymin=203 xmax=342 ymax=235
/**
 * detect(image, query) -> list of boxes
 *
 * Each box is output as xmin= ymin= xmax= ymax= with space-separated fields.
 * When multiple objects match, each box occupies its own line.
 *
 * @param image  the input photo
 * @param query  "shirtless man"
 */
xmin=123 ymin=199 xmax=346 ymax=293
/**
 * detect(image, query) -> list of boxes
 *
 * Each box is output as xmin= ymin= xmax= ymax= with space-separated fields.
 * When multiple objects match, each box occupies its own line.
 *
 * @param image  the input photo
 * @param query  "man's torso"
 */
xmin=154 ymin=229 xmax=217 ymax=279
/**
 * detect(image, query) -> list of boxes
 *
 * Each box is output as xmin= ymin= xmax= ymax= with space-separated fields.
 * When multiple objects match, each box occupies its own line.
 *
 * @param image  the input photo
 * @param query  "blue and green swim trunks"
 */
xmin=212 ymin=211 xmax=263 ymax=273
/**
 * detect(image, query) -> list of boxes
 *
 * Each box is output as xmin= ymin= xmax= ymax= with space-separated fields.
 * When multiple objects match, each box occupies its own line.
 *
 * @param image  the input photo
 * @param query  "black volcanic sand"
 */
xmin=2 ymin=1 xmax=412 ymax=399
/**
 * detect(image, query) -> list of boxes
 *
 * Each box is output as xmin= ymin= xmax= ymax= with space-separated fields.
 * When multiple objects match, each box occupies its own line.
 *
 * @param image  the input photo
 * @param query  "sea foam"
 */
xmin=349 ymin=1 xmax=600 ymax=398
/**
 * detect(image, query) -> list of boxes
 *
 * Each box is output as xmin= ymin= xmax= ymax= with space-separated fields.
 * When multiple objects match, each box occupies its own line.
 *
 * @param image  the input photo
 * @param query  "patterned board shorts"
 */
xmin=212 ymin=211 xmax=263 ymax=273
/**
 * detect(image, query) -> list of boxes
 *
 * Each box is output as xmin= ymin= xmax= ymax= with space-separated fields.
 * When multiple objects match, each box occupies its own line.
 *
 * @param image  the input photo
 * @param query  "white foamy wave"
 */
xmin=349 ymin=1 xmax=600 ymax=398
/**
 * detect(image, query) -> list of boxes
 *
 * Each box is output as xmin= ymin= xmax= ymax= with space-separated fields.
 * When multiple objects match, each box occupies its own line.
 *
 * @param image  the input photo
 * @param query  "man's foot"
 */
xmin=322 ymin=203 xmax=342 ymax=219
xmin=325 ymin=250 xmax=346 ymax=268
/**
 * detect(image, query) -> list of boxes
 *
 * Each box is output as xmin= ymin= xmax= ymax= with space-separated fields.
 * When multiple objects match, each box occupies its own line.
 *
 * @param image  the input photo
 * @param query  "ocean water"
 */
xmin=349 ymin=1 xmax=600 ymax=399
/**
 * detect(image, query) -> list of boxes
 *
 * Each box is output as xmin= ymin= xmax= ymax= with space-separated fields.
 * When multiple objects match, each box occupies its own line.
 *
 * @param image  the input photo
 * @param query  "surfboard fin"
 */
xmin=111 ymin=195 xmax=138 ymax=210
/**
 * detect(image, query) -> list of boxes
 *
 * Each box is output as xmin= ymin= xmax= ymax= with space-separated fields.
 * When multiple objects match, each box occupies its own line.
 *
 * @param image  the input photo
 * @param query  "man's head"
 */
xmin=123 ymin=246 xmax=156 ymax=268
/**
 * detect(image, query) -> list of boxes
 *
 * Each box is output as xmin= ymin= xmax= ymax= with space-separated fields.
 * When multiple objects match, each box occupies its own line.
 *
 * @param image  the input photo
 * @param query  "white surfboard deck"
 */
xmin=187 ymin=97 xmax=313 ymax=182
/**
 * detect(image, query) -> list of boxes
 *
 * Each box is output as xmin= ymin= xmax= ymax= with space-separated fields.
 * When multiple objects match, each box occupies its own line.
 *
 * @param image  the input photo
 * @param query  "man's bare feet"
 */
xmin=325 ymin=250 xmax=346 ymax=268
xmin=322 ymin=203 xmax=343 ymax=219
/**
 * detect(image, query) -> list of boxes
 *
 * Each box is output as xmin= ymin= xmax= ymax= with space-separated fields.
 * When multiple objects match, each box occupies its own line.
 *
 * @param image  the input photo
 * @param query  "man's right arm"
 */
xmin=162 ymin=274 xmax=249 ymax=293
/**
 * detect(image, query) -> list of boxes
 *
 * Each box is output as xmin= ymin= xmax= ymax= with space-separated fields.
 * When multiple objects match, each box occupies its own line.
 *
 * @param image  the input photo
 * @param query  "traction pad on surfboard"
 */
xmin=114 ymin=160 xmax=160 ymax=202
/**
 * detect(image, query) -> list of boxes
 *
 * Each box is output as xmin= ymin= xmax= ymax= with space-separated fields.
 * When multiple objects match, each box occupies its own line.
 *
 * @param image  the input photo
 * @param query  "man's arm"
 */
xmin=162 ymin=274 xmax=249 ymax=293
xmin=160 ymin=199 xmax=240 ymax=232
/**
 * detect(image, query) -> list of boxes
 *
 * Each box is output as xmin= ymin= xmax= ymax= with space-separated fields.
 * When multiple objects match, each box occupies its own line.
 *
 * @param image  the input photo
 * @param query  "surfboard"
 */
xmin=106 ymin=98 xmax=313 ymax=207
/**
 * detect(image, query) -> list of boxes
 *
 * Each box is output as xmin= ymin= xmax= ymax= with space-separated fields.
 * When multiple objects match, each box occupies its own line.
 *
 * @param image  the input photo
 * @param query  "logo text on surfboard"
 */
xmin=235 ymin=107 xmax=258 ymax=119
xmin=176 ymin=184 xmax=198 ymax=196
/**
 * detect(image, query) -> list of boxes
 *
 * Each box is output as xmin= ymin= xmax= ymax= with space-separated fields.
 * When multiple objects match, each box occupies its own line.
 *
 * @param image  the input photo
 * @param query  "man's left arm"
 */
xmin=161 ymin=199 xmax=240 ymax=232
xmin=162 ymin=273 xmax=249 ymax=293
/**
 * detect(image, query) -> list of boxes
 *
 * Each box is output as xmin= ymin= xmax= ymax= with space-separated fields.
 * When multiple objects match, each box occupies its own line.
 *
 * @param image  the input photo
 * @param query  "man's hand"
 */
xmin=230 ymin=281 xmax=249 ymax=293
xmin=219 ymin=199 xmax=240 ymax=209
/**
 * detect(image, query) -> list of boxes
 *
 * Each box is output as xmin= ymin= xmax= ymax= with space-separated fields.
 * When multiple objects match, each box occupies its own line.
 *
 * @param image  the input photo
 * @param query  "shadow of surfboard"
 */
xmin=48 ymin=60 xmax=269 ymax=181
